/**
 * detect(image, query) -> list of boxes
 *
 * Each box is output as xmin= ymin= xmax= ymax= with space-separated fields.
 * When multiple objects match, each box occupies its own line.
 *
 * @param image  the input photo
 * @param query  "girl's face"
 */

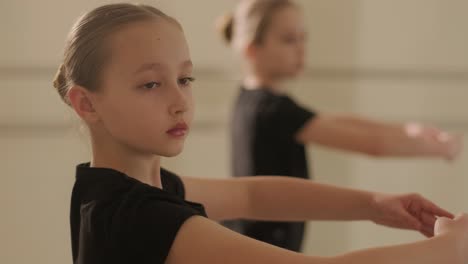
xmin=88 ymin=20 xmax=195 ymax=157
xmin=252 ymin=6 xmax=307 ymax=79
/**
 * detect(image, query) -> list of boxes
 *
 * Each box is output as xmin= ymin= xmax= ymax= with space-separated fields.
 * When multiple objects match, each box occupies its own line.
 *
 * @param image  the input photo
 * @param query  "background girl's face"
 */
xmin=88 ymin=20 xmax=195 ymax=157
xmin=253 ymin=6 xmax=307 ymax=79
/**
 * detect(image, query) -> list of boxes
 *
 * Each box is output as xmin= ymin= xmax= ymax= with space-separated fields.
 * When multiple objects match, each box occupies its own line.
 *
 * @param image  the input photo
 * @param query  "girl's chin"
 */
xmin=159 ymin=146 xmax=184 ymax=158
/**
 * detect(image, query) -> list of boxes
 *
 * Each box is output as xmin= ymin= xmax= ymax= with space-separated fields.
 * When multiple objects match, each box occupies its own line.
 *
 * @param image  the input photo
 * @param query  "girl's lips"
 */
xmin=166 ymin=123 xmax=188 ymax=137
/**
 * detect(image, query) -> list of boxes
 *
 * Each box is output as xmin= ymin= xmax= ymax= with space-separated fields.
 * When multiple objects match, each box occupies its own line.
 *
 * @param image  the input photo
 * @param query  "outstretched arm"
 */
xmin=181 ymin=175 xmax=453 ymax=237
xmin=166 ymin=214 xmax=468 ymax=264
xmin=296 ymin=114 xmax=462 ymax=160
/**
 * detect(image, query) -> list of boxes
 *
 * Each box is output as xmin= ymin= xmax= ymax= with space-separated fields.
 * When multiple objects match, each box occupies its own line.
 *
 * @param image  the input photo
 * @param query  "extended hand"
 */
xmin=370 ymin=193 xmax=454 ymax=237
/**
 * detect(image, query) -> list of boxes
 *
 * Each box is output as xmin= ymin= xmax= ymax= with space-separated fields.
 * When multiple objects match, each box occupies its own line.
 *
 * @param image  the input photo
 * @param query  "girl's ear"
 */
xmin=67 ymin=86 xmax=100 ymax=123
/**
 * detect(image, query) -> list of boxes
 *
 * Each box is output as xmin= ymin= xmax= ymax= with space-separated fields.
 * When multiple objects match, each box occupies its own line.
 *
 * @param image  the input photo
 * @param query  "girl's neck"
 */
xmin=89 ymin=127 xmax=162 ymax=188
xmin=243 ymin=72 xmax=285 ymax=94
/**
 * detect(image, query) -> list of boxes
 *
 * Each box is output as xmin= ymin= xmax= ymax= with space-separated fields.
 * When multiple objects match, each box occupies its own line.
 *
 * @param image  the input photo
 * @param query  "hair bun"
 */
xmin=216 ymin=12 xmax=234 ymax=44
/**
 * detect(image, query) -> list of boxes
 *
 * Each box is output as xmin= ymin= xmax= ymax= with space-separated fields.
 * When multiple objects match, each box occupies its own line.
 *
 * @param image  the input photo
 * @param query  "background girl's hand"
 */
xmin=440 ymin=133 xmax=463 ymax=161
xmin=405 ymin=123 xmax=463 ymax=161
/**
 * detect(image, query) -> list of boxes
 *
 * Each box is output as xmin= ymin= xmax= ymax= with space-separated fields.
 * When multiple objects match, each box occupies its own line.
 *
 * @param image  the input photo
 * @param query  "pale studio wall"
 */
xmin=1 ymin=0 xmax=467 ymax=263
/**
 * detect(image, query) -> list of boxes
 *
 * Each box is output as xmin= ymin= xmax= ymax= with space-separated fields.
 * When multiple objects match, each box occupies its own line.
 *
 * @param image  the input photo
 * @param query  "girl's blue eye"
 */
xmin=143 ymin=82 xmax=160 ymax=89
xmin=178 ymin=77 xmax=195 ymax=87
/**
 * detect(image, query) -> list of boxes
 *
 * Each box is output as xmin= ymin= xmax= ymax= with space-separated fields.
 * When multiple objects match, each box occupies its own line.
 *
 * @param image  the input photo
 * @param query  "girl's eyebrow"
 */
xmin=134 ymin=60 xmax=193 ymax=74
xmin=134 ymin=63 xmax=163 ymax=74
xmin=180 ymin=60 xmax=193 ymax=69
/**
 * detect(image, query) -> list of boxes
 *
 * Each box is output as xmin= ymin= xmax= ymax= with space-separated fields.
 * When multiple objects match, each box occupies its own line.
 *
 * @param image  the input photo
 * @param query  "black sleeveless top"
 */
xmin=231 ymin=87 xmax=317 ymax=179
xmin=70 ymin=163 xmax=207 ymax=264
